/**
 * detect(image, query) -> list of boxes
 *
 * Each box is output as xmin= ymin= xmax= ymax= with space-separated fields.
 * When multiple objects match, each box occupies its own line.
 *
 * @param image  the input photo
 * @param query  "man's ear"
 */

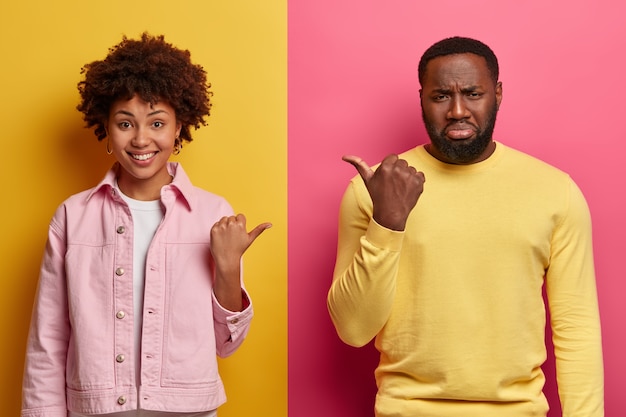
xmin=495 ymin=81 xmax=503 ymax=110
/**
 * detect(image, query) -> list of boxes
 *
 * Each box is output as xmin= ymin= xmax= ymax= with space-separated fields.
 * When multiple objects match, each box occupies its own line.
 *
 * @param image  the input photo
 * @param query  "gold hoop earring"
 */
xmin=106 ymin=138 xmax=112 ymax=155
xmin=173 ymin=137 xmax=182 ymax=155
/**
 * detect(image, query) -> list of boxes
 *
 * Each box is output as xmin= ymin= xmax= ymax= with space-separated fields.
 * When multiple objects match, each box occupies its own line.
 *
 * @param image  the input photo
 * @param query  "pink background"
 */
xmin=288 ymin=1 xmax=625 ymax=416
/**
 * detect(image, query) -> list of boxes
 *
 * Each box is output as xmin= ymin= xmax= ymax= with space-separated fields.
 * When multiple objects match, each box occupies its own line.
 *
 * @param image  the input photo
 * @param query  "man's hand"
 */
xmin=343 ymin=154 xmax=425 ymax=231
xmin=210 ymin=214 xmax=271 ymax=311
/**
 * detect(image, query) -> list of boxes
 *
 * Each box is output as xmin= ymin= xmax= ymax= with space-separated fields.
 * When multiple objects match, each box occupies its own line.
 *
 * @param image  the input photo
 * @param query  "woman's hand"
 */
xmin=210 ymin=214 xmax=271 ymax=311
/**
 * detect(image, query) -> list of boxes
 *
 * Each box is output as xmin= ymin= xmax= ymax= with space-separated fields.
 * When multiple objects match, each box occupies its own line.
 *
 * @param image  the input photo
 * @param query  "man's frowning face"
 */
xmin=420 ymin=53 xmax=502 ymax=164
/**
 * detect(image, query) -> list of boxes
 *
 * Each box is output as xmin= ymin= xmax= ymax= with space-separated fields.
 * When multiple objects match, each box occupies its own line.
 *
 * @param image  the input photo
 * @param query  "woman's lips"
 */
xmin=130 ymin=152 xmax=157 ymax=161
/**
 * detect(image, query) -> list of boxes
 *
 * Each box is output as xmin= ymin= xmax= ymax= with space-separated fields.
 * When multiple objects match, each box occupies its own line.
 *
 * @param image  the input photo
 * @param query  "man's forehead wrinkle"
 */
xmin=426 ymin=70 xmax=482 ymax=88
xmin=430 ymin=81 xmax=481 ymax=93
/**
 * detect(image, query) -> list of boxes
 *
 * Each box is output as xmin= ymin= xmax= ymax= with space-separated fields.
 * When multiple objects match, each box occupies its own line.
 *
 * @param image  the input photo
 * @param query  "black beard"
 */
xmin=422 ymin=103 xmax=498 ymax=164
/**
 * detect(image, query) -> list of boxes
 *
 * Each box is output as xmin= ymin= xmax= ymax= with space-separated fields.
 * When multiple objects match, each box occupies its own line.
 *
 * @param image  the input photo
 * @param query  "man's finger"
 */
xmin=342 ymin=155 xmax=375 ymax=182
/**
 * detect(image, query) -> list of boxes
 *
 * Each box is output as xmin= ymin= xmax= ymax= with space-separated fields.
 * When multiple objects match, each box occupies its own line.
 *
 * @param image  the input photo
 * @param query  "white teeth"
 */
xmin=131 ymin=153 xmax=156 ymax=161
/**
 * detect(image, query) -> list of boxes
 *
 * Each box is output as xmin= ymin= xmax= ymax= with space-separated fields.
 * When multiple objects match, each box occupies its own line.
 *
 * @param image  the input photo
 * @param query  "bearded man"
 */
xmin=328 ymin=36 xmax=604 ymax=417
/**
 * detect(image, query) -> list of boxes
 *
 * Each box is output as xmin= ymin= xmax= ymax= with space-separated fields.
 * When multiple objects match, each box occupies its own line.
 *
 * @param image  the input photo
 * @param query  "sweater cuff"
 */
xmin=365 ymin=219 xmax=405 ymax=252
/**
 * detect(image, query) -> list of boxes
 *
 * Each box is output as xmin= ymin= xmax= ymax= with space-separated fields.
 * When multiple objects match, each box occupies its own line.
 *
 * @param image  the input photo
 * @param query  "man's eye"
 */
xmin=434 ymin=95 xmax=447 ymax=101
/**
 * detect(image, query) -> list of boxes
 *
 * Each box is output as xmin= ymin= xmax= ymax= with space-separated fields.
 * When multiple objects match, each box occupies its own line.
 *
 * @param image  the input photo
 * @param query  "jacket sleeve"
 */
xmin=22 ymin=208 xmax=70 ymax=417
xmin=545 ymin=179 xmax=604 ymax=417
xmin=327 ymin=180 xmax=405 ymax=347
xmin=212 ymin=284 xmax=253 ymax=358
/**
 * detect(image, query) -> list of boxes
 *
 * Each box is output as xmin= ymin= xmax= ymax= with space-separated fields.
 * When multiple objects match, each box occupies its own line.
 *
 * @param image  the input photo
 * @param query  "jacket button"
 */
xmin=116 ymin=311 xmax=126 ymax=319
xmin=117 ymin=395 xmax=127 ymax=405
xmin=115 ymin=268 xmax=125 ymax=276
xmin=116 ymin=354 xmax=125 ymax=363
xmin=117 ymin=226 xmax=125 ymax=234
xmin=230 ymin=318 xmax=239 ymax=324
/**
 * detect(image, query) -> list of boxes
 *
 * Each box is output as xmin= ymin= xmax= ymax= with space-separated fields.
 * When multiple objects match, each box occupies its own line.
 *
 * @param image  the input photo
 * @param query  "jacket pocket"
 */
xmin=65 ymin=244 xmax=116 ymax=390
xmin=161 ymin=243 xmax=220 ymax=387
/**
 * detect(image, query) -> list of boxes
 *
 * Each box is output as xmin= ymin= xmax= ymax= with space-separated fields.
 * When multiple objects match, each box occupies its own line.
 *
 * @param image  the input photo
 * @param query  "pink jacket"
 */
xmin=22 ymin=163 xmax=253 ymax=417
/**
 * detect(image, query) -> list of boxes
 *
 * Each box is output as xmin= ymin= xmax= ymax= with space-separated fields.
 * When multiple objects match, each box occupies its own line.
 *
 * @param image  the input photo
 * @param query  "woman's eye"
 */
xmin=119 ymin=121 xmax=131 ymax=129
xmin=153 ymin=121 xmax=163 ymax=128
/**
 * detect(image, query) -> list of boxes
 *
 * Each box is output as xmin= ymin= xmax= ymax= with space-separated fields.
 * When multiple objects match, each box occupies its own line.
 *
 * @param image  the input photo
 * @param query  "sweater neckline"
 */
xmin=412 ymin=141 xmax=505 ymax=173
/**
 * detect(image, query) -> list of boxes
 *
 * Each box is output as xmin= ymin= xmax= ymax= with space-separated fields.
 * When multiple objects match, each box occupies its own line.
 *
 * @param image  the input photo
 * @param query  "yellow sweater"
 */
xmin=328 ymin=143 xmax=603 ymax=417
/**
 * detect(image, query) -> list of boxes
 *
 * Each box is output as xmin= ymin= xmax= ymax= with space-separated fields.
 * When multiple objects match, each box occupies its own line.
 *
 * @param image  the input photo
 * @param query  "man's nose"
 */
xmin=447 ymin=95 xmax=470 ymax=120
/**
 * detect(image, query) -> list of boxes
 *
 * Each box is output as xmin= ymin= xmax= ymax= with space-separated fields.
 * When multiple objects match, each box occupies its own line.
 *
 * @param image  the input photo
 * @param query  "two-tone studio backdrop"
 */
xmin=1 ymin=1 xmax=624 ymax=416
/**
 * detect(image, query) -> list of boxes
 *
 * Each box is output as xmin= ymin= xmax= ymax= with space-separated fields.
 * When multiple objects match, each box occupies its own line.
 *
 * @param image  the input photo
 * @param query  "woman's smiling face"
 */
xmin=106 ymin=95 xmax=181 ymax=200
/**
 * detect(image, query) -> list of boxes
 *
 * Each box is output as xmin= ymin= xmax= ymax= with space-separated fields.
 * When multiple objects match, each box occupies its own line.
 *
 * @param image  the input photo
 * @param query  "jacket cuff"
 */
xmin=212 ymin=289 xmax=253 ymax=326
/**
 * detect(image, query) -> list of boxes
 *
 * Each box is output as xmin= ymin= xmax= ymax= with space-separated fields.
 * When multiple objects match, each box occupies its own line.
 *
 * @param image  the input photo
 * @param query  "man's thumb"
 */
xmin=342 ymin=155 xmax=374 ymax=182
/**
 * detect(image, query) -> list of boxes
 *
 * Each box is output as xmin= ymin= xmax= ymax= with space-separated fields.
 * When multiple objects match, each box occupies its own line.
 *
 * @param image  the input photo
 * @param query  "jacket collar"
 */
xmin=86 ymin=162 xmax=195 ymax=210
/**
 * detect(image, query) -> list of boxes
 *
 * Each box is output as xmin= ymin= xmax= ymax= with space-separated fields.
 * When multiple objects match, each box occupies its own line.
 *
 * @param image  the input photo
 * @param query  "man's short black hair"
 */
xmin=418 ymin=37 xmax=499 ymax=85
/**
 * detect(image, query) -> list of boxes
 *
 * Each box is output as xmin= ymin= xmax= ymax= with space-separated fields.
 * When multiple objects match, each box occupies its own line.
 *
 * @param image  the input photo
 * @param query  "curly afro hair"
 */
xmin=77 ymin=33 xmax=212 ymax=143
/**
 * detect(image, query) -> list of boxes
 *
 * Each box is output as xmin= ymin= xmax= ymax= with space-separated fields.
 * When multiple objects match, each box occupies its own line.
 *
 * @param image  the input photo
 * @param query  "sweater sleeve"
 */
xmin=327 ymin=180 xmax=405 ymax=347
xmin=22 ymin=208 xmax=70 ymax=417
xmin=545 ymin=179 xmax=604 ymax=417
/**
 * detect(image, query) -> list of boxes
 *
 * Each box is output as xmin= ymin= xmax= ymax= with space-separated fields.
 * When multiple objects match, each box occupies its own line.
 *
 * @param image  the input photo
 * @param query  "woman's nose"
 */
xmin=132 ymin=126 xmax=150 ymax=146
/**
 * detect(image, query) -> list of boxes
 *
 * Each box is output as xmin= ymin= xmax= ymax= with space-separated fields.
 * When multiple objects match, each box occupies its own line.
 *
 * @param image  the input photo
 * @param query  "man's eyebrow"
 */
xmin=431 ymin=85 xmax=481 ymax=94
xmin=460 ymin=86 xmax=480 ymax=93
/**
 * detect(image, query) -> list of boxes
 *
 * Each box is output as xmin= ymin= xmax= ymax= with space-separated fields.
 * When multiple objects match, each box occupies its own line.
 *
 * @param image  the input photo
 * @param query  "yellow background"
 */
xmin=0 ymin=1 xmax=287 ymax=416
